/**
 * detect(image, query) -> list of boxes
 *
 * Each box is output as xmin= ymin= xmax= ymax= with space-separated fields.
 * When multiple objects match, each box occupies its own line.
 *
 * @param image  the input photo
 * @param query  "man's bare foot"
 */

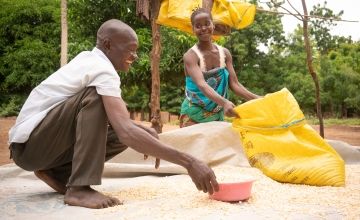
xmin=34 ymin=170 xmax=67 ymax=194
xmin=64 ymin=186 xmax=122 ymax=209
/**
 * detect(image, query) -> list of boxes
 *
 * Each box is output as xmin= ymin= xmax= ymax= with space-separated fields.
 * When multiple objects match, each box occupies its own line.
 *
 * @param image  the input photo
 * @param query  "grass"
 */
xmin=306 ymin=116 xmax=360 ymax=126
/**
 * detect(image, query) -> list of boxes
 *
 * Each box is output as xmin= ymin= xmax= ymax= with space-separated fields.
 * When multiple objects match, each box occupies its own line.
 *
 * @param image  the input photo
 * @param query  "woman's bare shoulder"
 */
xmin=184 ymin=48 xmax=198 ymax=61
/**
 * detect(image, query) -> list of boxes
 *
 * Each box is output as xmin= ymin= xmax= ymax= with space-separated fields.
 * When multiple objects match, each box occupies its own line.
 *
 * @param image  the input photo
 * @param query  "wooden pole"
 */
xmin=60 ymin=0 xmax=68 ymax=66
xmin=150 ymin=0 xmax=162 ymax=133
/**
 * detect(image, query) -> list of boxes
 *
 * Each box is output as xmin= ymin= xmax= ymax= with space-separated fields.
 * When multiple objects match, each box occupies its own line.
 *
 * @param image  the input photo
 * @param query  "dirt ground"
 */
xmin=1 ymin=117 xmax=359 ymax=165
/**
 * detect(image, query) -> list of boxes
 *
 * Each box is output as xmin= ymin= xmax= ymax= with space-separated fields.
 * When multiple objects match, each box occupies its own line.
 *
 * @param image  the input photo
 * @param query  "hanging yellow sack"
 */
xmin=232 ymin=88 xmax=345 ymax=187
xmin=211 ymin=0 xmax=256 ymax=29
xmin=156 ymin=0 xmax=256 ymax=36
xmin=157 ymin=0 xmax=195 ymax=35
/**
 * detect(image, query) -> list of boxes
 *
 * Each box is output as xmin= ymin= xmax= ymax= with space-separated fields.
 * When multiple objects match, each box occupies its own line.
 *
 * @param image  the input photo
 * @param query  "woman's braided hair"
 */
xmin=190 ymin=7 xmax=213 ymax=25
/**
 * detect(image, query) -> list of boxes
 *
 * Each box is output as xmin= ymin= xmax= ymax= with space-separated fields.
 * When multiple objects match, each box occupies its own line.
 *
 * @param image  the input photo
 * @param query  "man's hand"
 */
xmin=186 ymin=159 xmax=219 ymax=195
xmin=135 ymin=123 xmax=161 ymax=169
xmin=143 ymin=154 xmax=161 ymax=169
xmin=136 ymin=124 xmax=159 ymax=139
xmin=145 ymin=127 xmax=159 ymax=139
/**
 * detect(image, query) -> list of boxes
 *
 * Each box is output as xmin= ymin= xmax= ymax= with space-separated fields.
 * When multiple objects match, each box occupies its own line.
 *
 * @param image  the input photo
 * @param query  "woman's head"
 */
xmin=190 ymin=7 xmax=213 ymax=25
xmin=190 ymin=8 xmax=214 ymax=42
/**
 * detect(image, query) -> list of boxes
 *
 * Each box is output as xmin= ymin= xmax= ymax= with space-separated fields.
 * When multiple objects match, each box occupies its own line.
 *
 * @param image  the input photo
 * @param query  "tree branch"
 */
xmin=256 ymin=8 xmax=359 ymax=23
xmin=279 ymin=5 xmax=303 ymax=21
xmin=269 ymin=0 xmax=303 ymax=21
xmin=286 ymin=0 xmax=303 ymax=19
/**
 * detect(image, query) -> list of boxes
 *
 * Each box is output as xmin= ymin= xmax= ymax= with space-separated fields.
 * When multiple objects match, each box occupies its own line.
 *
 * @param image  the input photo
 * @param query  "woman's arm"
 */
xmin=184 ymin=50 xmax=237 ymax=117
xmin=224 ymin=48 xmax=259 ymax=101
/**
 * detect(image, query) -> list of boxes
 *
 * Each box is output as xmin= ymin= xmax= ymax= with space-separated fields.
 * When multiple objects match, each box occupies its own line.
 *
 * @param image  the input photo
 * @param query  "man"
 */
xmin=8 ymin=19 xmax=219 ymax=209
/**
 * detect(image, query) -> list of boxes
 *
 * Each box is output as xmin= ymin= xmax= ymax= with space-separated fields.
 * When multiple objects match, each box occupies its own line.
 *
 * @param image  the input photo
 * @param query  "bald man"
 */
xmin=8 ymin=19 xmax=219 ymax=209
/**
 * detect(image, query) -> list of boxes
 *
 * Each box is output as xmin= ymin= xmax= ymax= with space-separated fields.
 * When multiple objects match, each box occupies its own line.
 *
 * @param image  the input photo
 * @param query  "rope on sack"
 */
xmin=233 ymin=118 xmax=306 ymax=131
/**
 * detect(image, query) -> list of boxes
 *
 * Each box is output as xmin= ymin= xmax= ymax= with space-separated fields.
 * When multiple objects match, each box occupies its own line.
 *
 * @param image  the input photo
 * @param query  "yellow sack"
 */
xmin=157 ymin=0 xmax=194 ymax=35
xmin=232 ymin=88 xmax=345 ymax=187
xmin=157 ymin=0 xmax=256 ymax=36
xmin=211 ymin=0 xmax=256 ymax=29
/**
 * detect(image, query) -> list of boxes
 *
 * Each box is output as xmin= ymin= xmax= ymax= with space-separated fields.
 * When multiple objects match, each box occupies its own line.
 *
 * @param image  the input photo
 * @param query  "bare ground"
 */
xmin=1 ymin=117 xmax=359 ymax=165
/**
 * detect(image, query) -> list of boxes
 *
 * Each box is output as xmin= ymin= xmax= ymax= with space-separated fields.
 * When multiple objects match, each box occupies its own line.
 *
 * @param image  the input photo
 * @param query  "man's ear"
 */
xmin=103 ymin=38 xmax=111 ymax=51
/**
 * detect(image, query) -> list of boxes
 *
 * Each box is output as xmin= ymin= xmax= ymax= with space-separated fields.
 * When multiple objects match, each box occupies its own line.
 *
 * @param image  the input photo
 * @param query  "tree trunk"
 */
xmin=203 ymin=0 xmax=231 ymax=35
xmin=341 ymin=103 xmax=348 ymax=118
xmin=330 ymin=101 xmax=334 ymax=117
xmin=136 ymin=0 xmax=150 ymax=21
xmin=301 ymin=0 xmax=324 ymax=137
xmin=60 ymin=0 xmax=68 ymax=66
xmin=150 ymin=0 xmax=162 ymax=133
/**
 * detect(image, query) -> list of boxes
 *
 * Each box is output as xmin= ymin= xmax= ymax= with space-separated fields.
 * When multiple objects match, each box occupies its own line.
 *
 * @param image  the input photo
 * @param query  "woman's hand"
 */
xmin=223 ymin=100 xmax=239 ymax=118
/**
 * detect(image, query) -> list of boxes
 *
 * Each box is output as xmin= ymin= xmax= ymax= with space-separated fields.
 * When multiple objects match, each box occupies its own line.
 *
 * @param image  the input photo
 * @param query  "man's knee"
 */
xmin=105 ymin=126 xmax=128 ymax=160
xmin=10 ymin=143 xmax=38 ymax=171
xmin=83 ymin=86 xmax=98 ymax=96
xmin=107 ymin=128 xmax=128 ymax=151
xmin=82 ymin=87 xmax=102 ymax=105
xmin=81 ymin=87 xmax=106 ymax=117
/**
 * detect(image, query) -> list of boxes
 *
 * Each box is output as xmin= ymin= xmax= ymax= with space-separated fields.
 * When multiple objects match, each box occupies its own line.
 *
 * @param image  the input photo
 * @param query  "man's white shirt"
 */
xmin=9 ymin=47 xmax=121 ymax=143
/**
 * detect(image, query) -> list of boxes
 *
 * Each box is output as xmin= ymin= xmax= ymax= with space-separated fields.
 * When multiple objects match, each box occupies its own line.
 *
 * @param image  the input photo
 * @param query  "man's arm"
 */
xmin=133 ymin=122 xmax=159 ymax=139
xmin=101 ymin=95 xmax=219 ymax=194
xmin=133 ymin=122 xmax=160 ymax=168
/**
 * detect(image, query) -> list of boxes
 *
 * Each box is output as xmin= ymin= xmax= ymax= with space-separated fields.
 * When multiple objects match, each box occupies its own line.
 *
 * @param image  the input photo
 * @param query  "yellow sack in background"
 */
xmin=211 ymin=0 xmax=256 ymax=29
xmin=157 ymin=0 xmax=194 ymax=35
xmin=157 ymin=0 xmax=256 ymax=35
xmin=232 ymin=88 xmax=345 ymax=187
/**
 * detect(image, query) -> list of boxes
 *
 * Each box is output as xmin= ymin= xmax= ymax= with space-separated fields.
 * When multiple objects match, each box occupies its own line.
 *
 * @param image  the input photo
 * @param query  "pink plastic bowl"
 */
xmin=209 ymin=180 xmax=255 ymax=202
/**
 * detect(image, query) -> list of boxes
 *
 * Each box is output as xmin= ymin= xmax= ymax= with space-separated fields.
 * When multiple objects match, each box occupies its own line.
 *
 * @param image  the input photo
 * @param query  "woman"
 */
xmin=180 ymin=7 xmax=260 ymax=127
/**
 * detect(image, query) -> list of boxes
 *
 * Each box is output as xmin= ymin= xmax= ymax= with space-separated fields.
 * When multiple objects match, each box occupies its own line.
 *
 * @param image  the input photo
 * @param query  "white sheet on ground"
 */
xmin=1 ymin=122 xmax=359 ymax=219
xmin=108 ymin=122 xmax=250 ymax=174
xmin=109 ymin=122 xmax=360 ymax=172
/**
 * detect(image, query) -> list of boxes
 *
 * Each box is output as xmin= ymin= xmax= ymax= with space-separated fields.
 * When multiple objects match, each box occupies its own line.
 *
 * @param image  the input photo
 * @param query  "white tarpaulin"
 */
xmin=108 ymin=122 xmax=250 ymax=174
xmin=1 ymin=122 xmax=359 ymax=219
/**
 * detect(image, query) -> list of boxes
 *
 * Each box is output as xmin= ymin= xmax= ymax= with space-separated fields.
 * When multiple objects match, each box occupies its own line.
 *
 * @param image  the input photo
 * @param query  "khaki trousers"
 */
xmin=10 ymin=87 xmax=127 ymax=186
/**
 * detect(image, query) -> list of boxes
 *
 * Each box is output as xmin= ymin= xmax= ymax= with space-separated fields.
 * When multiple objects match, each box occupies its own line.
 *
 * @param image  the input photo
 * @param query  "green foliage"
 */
xmin=0 ymin=0 xmax=359 ymax=120
xmin=223 ymin=6 xmax=286 ymax=105
xmin=160 ymin=83 xmax=184 ymax=114
xmin=0 ymin=0 xmax=60 ymax=114
xmin=0 ymin=0 xmax=60 ymax=51
xmin=0 ymin=95 xmax=27 ymax=117
xmin=1 ymin=38 xmax=59 ymax=92
xmin=122 ymin=85 xmax=150 ymax=112
xmin=320 ymin=42 xmax=360 ymax=117
xmin=67 ymin=40 xmax=93 ymax=61
xmin=277 ymin=27 xmax=317 ymax=113
xmin=310 ymin=2 xmax=343 ymax=54
xmin=160 ymin=27 xmax=197 ymax=75
xmin=67 ymin=0 xmax=147 ymax=58
xmin=68 ymin=0 xmax=144 ymax=37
